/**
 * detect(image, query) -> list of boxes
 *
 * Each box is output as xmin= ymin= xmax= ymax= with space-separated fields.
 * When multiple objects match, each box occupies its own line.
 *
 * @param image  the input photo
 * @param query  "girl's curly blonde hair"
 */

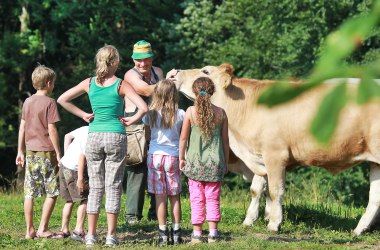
xmin=192 ymin=77 xmax=216 ymax=139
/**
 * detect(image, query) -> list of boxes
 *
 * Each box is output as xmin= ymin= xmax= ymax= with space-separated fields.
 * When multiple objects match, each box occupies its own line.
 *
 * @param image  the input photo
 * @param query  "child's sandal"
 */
xmin=70 ymin=230 xmax=85 ymax=242
xmin=51 ymin=230 xmax=70 ymax=239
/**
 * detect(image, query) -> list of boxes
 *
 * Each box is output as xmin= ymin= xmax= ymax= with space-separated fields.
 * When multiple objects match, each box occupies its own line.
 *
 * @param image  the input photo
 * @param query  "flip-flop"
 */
xmin=36 ymin=232 xmax=58 ymax=239
xmin=25 ymin=235 xmax=38 ymax=240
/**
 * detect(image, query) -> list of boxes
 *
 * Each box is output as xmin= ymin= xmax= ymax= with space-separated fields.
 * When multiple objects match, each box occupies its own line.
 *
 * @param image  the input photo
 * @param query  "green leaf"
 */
xmin=258 ymin=81 xmax=316 ymax=107
xmin=310 ymin=83 xmax=347 ymax=144
xmin=312 ymin=11 xmax=379 ymax=78
xmin=357 ymin=76 xmax=380 ymax=104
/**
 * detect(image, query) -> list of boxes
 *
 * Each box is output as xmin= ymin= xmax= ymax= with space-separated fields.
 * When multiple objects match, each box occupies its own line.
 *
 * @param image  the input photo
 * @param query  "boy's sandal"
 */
xmin=70 ymin=230 xmax=85 ymax=242
xmin=50 ymin=230 xmax=70 ymax=239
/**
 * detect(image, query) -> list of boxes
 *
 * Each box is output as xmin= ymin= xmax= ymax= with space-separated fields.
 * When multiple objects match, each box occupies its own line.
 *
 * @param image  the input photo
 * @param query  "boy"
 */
xmin=55 ymin=126 xmax=89 ymax=241
xmin=15 ymin=64 xmax=61 ymax=239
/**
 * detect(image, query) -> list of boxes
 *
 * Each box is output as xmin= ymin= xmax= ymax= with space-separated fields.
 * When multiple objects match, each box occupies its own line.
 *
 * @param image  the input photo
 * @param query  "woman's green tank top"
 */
xmin=88 ymin=77 xmax=125 ymax=134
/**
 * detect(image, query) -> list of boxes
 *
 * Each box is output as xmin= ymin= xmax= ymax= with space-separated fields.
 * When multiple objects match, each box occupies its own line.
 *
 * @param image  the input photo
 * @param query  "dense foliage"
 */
xmin=1 ymin=1 xmax=379 ymax=204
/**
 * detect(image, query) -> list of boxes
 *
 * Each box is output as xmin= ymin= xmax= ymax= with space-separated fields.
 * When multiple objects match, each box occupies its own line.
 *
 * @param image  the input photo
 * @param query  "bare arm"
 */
xmin=76 ymin=153 xmax=86 ymax=193
xmin=119 ymin=80 xmax=148 ymax=126
xmin=64 ymin=132 xmax=75 ymax=154
xmin=48 ymin=123 xmax=61 ymax=164
xmin=57 ymin=78 xmax=94 ymax=123
xmin=124 ymin=69 xmax=157 ymax=97
xmin=221 ymin=109 xmax=229 ymax=174
xmin=179 ymin=108 xmax=192 ymax=169
xmin=15 ymin=119 xmax=26 ymax=167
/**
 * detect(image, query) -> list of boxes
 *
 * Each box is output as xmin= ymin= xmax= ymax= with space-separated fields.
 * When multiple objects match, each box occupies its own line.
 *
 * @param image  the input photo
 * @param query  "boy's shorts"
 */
xmin=24 ymin=150 xmax=59 ymax=199
xmin=147 ymin=154 xmax=181 ymax=195
xmin=59 ymin=165 xmax=89 ymax=203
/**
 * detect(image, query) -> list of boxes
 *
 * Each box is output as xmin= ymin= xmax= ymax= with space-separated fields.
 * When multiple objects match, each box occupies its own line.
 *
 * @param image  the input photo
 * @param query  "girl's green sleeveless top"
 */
xmin=182 ymin=124 xmax=226 ymax=182
xmin=88 ymin=77 xmax=125 ymax=134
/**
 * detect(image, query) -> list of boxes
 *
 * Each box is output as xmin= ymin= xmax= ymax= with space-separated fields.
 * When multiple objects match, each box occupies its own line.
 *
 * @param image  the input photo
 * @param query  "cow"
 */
xmin=168 ymin=63 xmax=380 ymax=236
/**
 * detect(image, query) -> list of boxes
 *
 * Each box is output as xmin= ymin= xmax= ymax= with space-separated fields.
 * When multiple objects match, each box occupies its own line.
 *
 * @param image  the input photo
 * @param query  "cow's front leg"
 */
xmin=353 ymin=162 xmax=380 ymax=236
xmin=243 ymin=174 xmax=267 ymax=226
xmin=265 ymin=155 xmax=286 ymax=232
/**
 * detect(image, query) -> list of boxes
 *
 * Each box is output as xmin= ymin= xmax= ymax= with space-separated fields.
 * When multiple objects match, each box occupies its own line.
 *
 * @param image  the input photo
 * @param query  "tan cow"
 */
xmin=169 ymin=63 xmax=380 ymax=236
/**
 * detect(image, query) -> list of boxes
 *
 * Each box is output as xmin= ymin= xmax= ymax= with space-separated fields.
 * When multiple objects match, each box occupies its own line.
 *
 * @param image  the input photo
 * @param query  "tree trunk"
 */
xmin=15 ymin=6 xmax=29 ymax=191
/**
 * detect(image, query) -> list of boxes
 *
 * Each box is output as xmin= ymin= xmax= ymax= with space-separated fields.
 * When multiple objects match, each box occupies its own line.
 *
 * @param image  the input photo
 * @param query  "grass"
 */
xmin=1 ymin=174 xmax=380 ymax=249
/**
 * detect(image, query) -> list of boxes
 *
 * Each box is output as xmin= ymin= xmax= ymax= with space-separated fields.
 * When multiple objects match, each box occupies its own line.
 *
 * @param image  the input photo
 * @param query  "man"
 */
xmin=123 ymin=40 xmax=163 ymax=224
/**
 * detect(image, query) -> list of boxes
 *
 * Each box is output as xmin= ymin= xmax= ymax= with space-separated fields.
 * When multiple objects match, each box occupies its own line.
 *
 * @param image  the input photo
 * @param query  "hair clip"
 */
xmin=199 ymin=91 xmax=207 ymax=95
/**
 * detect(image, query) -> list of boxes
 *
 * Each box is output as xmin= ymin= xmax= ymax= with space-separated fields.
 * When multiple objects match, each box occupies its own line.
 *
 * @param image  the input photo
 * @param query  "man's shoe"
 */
xmin=171 ymin=228 xmax=183 ymax=245
xmin=157 ymin=229 xmax=169 ymax=246
xmin=126 ymin=216 xmax=140 ymax=225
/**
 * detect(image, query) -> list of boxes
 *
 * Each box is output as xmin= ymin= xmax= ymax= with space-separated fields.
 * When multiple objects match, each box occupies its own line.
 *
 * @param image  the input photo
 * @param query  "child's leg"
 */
xmin=24 ymin=198 xmax=35 ymax=239
xmin=61 ymin=202 xmax=74 ymax=233
xmin=74 ymin=201 xmax=87 ymax=233
xmin=188 ymin=179 xmax=206 ymax=235
xmin=38 ymin=151 xmax=60 ymax=236
xmin=204 ymin=182 xmax=221 ymax=236
xmin=59 ymin=166 xmax=73 ymax=234
xmin=156 ymin=194 xmax=167 ymax=227
xmin=168 ymin=194 xmax=181 ymax=225
xmin=38 ymin=196 xmax=57 ymax=235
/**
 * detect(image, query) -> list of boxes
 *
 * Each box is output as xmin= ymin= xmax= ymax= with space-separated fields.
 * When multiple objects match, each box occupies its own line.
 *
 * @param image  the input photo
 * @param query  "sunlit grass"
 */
xmin=1 ymin=171 xmax=380 ymax=249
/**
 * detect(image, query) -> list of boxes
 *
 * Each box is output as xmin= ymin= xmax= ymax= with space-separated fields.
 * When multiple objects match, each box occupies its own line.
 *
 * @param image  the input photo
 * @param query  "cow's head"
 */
xmin=173 ymin=64 xmax=234 ymax=102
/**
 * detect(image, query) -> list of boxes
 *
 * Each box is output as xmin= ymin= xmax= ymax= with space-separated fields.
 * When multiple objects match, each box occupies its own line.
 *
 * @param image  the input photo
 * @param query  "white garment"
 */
xmin=60 ymin=126 xmax=89 ymax=171
xmin=142 ymin=109 xmax=185 ymax=156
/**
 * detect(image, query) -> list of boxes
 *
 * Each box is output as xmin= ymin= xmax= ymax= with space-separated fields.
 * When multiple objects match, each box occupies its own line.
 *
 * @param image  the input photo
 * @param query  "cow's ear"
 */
xmin=218 ymin=64 xmax=233 ymax=88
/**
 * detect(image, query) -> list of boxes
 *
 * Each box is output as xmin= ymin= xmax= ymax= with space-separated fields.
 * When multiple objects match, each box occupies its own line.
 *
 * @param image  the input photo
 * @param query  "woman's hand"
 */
xmin=83 ymin=113 xmax=94 ymax=123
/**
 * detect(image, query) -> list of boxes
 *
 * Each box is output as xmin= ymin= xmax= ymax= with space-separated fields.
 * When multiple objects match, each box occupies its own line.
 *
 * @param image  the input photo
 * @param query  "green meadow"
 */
xmin=1 ymin=165 xmax=380 ymax=249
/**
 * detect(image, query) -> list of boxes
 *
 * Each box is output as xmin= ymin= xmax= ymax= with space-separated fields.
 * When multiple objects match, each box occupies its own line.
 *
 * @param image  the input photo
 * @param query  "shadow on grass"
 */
xmin=284 ymin=203 xmax=359 ymax=232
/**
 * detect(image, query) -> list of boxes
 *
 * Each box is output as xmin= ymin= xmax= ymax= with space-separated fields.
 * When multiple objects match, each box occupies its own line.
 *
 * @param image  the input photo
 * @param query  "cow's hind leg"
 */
xmin=243 ymin=175 xmax=267 ymax=226
xmin=353 ymin=162 xmax=380 ymax=236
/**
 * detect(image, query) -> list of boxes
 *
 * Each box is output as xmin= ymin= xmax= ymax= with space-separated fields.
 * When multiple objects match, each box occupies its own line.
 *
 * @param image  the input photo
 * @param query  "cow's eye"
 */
xmin=201 ymin=69 xmax=209 ymax=75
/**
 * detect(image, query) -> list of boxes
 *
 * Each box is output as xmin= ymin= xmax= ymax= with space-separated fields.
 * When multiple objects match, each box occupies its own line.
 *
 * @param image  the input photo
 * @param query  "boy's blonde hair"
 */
xmin=95 ymin=45 xmax=120 ymax=85
xmin=148 ymin=79 xmax=179 ymax=129
xmin=31 ymin=65 xmax=56 ymax=90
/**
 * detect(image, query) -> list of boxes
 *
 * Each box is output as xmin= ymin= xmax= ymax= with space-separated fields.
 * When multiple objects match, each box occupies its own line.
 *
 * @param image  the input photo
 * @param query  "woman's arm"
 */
xmin=179 ymin=108 xmax=192 ymax=170
xmin=57 ymin=78 xmax=94 ymax=123
xmin=119 ymin=80 xmax=148 ymax=126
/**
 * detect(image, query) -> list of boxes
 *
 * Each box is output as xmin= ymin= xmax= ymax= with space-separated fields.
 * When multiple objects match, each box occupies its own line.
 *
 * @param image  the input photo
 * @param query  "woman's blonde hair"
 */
xmin=95 ymin=45 xmax=120 ymax=85
xmin=192 ymin=77 xmax=216 ymax=139
xmin=148 ymin=79 xmax=179 ymax=129
xmin=31 ymin=64 xmax=56 ymax=90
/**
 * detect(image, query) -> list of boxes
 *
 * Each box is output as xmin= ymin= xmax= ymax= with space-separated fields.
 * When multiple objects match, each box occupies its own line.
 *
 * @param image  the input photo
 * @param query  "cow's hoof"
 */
xmin=242 ymin=218 xmax=254 ymax=226
xmin=267 ymin=223 xmax=279 ymax=232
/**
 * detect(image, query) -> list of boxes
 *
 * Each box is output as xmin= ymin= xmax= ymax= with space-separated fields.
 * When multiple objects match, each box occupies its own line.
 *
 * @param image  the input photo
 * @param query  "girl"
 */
xmin=142 ymin=79 xmax=185 ymax=245
xmin=58 ymin=45 xmax=147 ymax=247
xmin=179 ymin=77 xmax=229 ymax=244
